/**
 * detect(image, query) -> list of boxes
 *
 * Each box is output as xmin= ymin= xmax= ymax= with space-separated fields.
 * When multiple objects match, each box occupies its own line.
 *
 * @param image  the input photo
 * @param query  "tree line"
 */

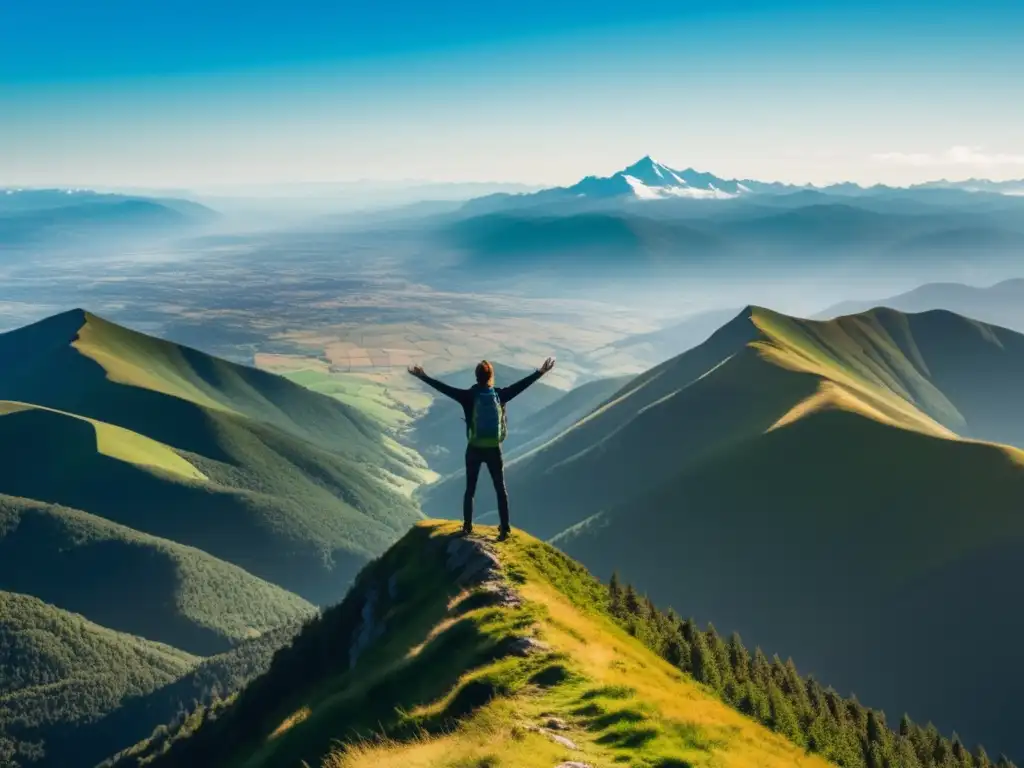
xmin=607 ymin=573 xmax=1017 ymax=768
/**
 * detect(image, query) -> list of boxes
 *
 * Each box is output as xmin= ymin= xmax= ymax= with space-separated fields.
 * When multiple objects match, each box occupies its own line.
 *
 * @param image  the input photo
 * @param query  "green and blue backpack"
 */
xmin=468 ymin=386 xmax=507 ymax=448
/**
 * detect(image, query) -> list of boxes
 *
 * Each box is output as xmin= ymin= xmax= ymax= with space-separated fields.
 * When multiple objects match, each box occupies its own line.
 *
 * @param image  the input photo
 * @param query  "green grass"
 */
xmin=281 ymin=370 xmax=414 ymax=429
xmin=122 ymin=522 xmax=833 ymax=768
xmin=0 ymin=401 xmax=206 ymax=482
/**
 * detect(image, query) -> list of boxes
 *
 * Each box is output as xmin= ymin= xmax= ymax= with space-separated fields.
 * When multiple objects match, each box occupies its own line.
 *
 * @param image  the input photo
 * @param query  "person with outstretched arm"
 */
xmin=408 ymin=357 xmax=556 ymax=540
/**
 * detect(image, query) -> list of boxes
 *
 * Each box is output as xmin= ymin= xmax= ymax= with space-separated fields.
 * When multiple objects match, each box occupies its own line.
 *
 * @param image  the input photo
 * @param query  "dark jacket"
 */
xmin=416 ymin=369 xmax=545 ymax=430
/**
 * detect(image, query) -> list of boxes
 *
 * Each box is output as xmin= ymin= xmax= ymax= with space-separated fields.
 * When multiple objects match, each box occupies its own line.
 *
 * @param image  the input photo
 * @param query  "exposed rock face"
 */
xmin=348 ymin=532 xmax=530 ymax=673
xmin=445 ymin=536 xmax=502 ymax=586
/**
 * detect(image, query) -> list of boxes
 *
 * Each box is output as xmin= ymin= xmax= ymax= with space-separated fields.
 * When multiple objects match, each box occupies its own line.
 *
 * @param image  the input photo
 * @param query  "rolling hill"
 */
xmin=0 ymin=308 xmax=427 ymax=603
xmin=0 ymin=190 xmax=216 ymax=249
xmin=0 ymin=309 xmax=430 ymax=766
xmin=420 ymin=305 xmax=1024 ymax=757
xmin=103 ymin=522 xmax=1009 ymax=768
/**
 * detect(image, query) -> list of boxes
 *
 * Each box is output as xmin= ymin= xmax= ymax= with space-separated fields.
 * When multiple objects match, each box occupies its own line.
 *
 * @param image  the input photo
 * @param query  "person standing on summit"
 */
xmin=408 ymin=357 xmax=556 ymax=539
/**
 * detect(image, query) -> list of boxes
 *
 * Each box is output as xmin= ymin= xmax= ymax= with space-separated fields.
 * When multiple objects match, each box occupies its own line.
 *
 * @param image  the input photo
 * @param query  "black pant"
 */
xmin=464 ymin=444 xmax=509 ymax=530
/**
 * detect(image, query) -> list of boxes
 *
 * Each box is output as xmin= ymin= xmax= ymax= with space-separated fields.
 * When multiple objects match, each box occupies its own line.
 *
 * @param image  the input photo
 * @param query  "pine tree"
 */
xmin=894 ymin=733 xmax=925 ymax=768
xmin=867 ymin=710 xmax=887 ymax=744
xmin=974 ymin=746 xmax=993 ymax=768
xmin=899 ymin=714 xmax=913 ymax=738
xmin=623 ymin=584 xmax=642 ymax=616
xmin=708 ymin=630 xmax=735 ymax=691
xmin=807 ymin=713 xmax=835 ymax=757
xmin=664 ymin=631 xmax=691 ymax=672
xmin=728 ymin=633 xmax=751 ymax=682
xmin=691 ymin=631 xmax=722 ymax=691
xmin=680 ymin=617 xmax=698 ymax=644
xmin=768 ymin=681 xmax=805 ymax=746
xmin=805 ymin=675 xmax=828 ymax=718
xmin=643 ymin=595 xmax=657 ymax=621
xmin=847 ymin=694 xmax=869 ymax=732
xmin=608 ymin=571 xmax=623 ymax=617
xmin=934 ymin=735 xmax=952 ymax=766
xmin=751 ymin=647 xmax=771 ymax=688
xmin=950 ymin=734 xmax=970 ymax=768
xmin=782 ymin=658 xmax=811 ymax=721
xmin=865 ymin=711 xmax=891 ymax=768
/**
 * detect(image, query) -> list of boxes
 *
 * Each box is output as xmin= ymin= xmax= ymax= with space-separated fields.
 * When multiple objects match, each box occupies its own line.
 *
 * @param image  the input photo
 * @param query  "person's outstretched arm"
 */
xmin=500 ymin=357 xmax=555 ymax=403
xmin=408 ymin=365 xmax=469 ymax=404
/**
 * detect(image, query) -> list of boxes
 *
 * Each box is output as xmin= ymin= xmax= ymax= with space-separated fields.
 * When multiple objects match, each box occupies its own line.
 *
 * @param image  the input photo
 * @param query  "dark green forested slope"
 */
xmin=0 ymin=495 xmax=314 ymax=655
xmin=0 ymin=592 xmax=198 ymax=768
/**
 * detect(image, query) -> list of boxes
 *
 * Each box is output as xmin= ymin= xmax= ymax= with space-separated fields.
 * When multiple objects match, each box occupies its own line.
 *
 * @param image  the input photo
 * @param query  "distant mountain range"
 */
xmin=817 ymin=277 xmax=1024 ymax=334
xmin=0 ymin=189 xmax=216 ymax=248
xmin=410 ymin=157 xmax=1024 ymax=290
xmin=462 ymin=156 xmax=1024 ymax=210
xmin=422 ymin=304 xmax=1024 ymax=760
xmin=431 ymin=201 xmax=1024 ymax=288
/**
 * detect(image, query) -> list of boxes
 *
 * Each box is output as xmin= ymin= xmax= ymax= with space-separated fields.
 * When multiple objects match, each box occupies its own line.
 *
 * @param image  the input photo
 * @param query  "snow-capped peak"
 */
xmin=572 ymin=156 xmax=745 ymax=200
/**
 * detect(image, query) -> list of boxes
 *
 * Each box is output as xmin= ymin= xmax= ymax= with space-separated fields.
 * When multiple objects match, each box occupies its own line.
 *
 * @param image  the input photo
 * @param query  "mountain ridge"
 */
xmin=103 ymin=521 xmax=1016 ymax=768
xmin=0 ymin=308 xmax=429 ymax=767
xmin=459 ymin=156 xmax=1024 ymax=211
xmin=414 ymin=303 xmax=1024 ymax=758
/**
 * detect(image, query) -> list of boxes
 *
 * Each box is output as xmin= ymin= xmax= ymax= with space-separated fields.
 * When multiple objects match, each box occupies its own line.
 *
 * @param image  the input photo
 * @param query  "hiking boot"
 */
xmin=497 ymin=526 xmax=511 ymax=541
xmin=461 ymin=522 xmax=473 ymax=536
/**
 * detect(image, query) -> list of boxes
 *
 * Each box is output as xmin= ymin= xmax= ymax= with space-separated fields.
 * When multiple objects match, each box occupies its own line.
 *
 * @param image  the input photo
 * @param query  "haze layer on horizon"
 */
xmin=2 ymin=0 xmax=1022 ymax=190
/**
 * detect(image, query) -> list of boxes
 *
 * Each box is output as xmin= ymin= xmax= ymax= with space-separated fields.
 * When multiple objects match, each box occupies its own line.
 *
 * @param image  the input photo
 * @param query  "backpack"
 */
xmin=468 ymin=387 xmax=507 ymax=447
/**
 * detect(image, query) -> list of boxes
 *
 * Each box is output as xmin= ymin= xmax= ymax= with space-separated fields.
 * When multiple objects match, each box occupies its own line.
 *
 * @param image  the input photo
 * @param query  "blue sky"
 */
xmin=2 ymin=0 xmax=1022 ymax=188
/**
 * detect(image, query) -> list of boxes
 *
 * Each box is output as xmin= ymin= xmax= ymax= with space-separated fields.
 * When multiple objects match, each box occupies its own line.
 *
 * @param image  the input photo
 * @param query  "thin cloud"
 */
xmin=872 ymin=146 xmax=1024 ymax=166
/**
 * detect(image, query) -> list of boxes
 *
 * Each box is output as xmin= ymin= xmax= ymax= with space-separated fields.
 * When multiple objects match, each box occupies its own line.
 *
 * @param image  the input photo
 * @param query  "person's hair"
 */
xmin=475 ymin=360 xmax=495 ymax=386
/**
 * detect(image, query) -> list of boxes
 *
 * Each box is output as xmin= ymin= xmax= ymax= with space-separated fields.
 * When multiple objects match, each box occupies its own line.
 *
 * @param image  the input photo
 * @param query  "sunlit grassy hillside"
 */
xmin=0 ymin=309 xmax=434 ymax=767
xmin=115 ymin=521 xmax=836 ymax=768
xmin=0 ymin=309 xmax=426 ymax=605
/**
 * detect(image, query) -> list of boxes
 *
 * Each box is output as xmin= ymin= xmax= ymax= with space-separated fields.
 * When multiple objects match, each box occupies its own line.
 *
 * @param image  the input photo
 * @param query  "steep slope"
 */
xmin=0 ymin=591 xmax=199 ymax=767
xmin=108 ymin=522 xmax=841 ymax=768
xmin=0 ymin=309 xmax=429 ymax=766
xmin=556 ymin=407 xmax=1024 ymax=760
xmin=508 ymin=373 xmax=635 ymax=459
xmin=7 ymin=624 xmax=302 ymax=768
xmin=0 ymin=495 xmax=314 ymax=655
xmin=424 ymin=306 xmax=1024 ymax=537
xmin=0 ymin=309 xmax=425 ymax=604
xmin=426 ymin=306 xmax=1024 ymax=758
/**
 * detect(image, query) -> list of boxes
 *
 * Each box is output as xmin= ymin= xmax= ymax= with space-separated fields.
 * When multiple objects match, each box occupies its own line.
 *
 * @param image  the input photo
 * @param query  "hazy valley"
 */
xmin=2 ymin=156 xmax=1024 ymax=768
